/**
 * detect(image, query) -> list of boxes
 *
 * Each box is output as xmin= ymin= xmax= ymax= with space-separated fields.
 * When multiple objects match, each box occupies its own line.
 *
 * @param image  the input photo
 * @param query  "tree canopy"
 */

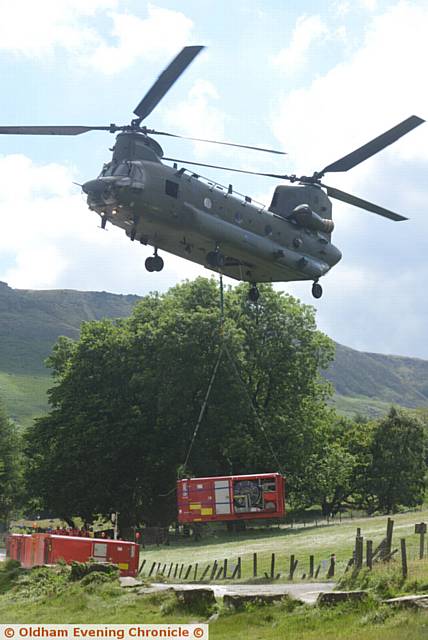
xmin=25 ymin=279 xmax=335 ymax=527
xmin=0 ymin=401 xmax=23 ymax=523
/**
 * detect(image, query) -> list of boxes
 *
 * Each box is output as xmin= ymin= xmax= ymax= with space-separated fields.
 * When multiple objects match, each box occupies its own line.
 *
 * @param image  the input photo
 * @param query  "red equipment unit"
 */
xmin=6 ymin=533 xmax=139 ymax=577
xmin=177 ymin=473 xmax=285 ymax=524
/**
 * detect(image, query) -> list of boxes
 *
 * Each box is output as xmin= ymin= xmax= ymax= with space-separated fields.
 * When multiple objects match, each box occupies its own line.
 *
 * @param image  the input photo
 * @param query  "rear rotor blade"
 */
xmin=164 ymin=157 xmax=290 ymax=178
xmin=325 ymin=184 xmax=407 ymax=221
xmin=0 ymin=125 xmax=113 ymax=136
xmin=150 ymin=129 xmax=286 ymax=155
xmin=321 ymin=115 xmax=425 ymax=174
xmin=133 ymin=46 xmax=204 ymax=122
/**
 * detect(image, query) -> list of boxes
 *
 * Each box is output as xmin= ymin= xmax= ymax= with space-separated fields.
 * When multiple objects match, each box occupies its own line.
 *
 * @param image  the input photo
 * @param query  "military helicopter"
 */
xmin=0 ymin=46 xmax=424 ymax=301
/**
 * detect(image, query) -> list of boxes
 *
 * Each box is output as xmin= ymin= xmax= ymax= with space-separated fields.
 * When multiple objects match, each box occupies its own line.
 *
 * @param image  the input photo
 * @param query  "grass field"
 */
xmin=138 ymin=509 xmax=428 ymax=582
xmin=2 ymin=510 xmax=428 ymax=638
xmin=0 ymin=371 xmax=50 ymax=429
xmin=1 ymin=560 xmax=428 ymax=639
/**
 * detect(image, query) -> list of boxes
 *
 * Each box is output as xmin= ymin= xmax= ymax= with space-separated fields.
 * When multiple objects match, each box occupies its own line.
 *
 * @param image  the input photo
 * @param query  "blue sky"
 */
xmin=1 ymin=0 xmax=427 ymax=358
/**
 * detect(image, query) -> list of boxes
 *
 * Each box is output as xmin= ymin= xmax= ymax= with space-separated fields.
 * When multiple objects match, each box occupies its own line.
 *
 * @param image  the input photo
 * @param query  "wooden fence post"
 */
xmin=327 ymin=554 xmax=335 ymax=578
xmin=289 ymin=555 xmax=298 ymax=580
xmin=386 ymin=518 xmax=394 ymax=556
xmin=148 ymin=561 xmax=156 ymax=577
xmin=193 ymin=563 xmax=198 ymax=581
xmin=309 ymin=555 xmax=314 ymax=578
xmin=355 ymin=536 xmax=364 ymax=570
xmin=167 ymin=562 xmax=173 ymax=578
xmin=179 ymin=564 xmax=184 ymax=579
xmin=184 ymin=565 xmax=192 ymax=580
xmin=315 ymin=564 xmax=321 ymax=578
xmin=174 ymin=563 xmax=178 ymax=578
xmin=138 ymin=559 xmax=146 ymax=576
xmin=415 ymin=523 xmax=427 ymax=560
xmin=366 ymin=540 xmax=373 ymax=570
xmin=200 ymin=564 xmax=210 ymax=581
xmin=209 ymin=560 xmax=218 ymax=581
xmin=400 ymin=538 xmax=408 ymax=579
xmin=253 ymin=552 xmax=257 ymax=578
xmin=223 ymin=558 xmax=228 ymax=579
xmin=270 ymin=553 xmax=276 ymax=579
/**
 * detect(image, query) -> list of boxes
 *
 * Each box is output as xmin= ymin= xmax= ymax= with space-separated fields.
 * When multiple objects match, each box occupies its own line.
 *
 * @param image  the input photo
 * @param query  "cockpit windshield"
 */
xmin=101 ymin=162 xmax=130 ymax=177
xmin=101 ymin=162 xmax=143 ymax=182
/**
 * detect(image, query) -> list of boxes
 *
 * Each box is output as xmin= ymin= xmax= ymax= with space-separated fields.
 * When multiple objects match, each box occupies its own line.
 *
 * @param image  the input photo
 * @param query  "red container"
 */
xmin=7 ymin=533 xmax=139 ymax=577
xmin=177 ymin=473 xmax=285 ymax=524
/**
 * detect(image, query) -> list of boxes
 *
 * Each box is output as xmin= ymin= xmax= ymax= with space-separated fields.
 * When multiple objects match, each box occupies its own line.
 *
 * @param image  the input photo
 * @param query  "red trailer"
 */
xmin=177 ymin=473 xmax=285 ymax=524
xmin=6 ymin=533 xmax=139 ymax=577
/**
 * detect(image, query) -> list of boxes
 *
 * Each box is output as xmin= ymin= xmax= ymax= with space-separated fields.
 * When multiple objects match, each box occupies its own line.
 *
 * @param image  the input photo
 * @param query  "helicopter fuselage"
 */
xmin=83 ymin=132 xmax=342 ymax=284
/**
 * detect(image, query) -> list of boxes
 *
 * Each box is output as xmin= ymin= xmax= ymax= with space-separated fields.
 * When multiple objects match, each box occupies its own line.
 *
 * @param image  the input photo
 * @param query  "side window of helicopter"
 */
xmin=165 ymin=180 xmax=179 ymax=198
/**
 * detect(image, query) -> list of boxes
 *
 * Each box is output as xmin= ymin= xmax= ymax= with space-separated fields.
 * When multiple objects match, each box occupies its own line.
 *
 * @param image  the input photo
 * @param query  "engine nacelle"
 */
xmin=290 ymin=204 xmax=335 ymax=233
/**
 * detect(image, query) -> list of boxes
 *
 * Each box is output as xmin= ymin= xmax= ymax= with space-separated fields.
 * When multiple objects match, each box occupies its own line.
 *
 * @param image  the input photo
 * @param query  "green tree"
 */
xmin=25 ymin=279 xmax=335 ymax=528
xmin=0 ymin=402 xmax=23 ymax=523
xmin=293 ymin=416 xmax=375 ymax=515
xmin=369 ymin=407 xmax=426 ymax=513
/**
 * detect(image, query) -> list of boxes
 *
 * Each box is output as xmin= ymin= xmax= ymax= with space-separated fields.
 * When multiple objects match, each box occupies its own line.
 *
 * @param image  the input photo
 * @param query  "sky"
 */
xmin=0 ymin=0 xmax=428 ymax=358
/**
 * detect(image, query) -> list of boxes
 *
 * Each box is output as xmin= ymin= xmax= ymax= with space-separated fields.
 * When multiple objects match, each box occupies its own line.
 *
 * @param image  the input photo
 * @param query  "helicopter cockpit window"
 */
xmin=101 ymin=162 xmax=131 ymax=177
xmin=113 ymin=162 xmax=131 ymax=176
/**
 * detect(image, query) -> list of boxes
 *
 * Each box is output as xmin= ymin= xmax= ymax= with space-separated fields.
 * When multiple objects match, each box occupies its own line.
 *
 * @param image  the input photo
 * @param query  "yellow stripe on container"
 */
xmin=201 ymin=508 xmax=213 ymax=515
xmin=189 ymin=503 xmax=201 ymax=510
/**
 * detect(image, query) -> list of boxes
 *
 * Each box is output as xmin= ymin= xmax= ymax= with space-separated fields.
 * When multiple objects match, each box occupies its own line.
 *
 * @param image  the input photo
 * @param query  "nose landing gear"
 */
xmin=312 ymin=281 xmax=323 ymax=299
xmin=145 ymin=248 xmax=164 ymax=272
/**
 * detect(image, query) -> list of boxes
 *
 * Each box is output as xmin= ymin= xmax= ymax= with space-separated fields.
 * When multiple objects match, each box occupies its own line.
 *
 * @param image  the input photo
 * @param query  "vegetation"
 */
xmin=25 ymin=279 xmax=335 ymax=528
xmin=10 ymin=279 xmax=423 ymax=529
xmin=1 ymin=281 xmax=428 ymax=427
xmin=1 ymin=556 xmax=428 ymax=638
xmin=0 ymin=400 xmax=23 ymax=522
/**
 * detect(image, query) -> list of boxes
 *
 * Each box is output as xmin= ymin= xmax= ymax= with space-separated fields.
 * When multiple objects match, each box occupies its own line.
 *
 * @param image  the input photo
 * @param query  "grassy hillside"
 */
xmin=324 ymin=343 xmax=428 ymax=408
xmin=0 ymin=281 xmax=139 ymax=375
xmin=0 ymin=372 xmax=50 ymax=429
xmin=1 ymin=281 xmax=428 ymax=425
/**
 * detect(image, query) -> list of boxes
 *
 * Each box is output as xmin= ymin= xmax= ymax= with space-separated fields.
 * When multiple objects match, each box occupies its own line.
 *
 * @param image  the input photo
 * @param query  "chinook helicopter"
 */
xmin=0 ymin=46 xmax=424 ymax=301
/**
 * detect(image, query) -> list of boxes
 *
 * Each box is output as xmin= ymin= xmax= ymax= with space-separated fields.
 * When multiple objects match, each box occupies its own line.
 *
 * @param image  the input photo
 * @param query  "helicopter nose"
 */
xmin=82 ymin=179 xmax=106 ymax=195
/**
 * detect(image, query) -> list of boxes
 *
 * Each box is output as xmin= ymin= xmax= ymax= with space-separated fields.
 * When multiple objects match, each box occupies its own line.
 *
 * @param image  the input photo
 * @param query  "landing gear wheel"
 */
xmin=206 ymin=250 xmax=225 ymax=268
xmin=152 ymin=255 xmax=164 ymax=272
xmin=248 ymin=284 xmax=260 ymax=303
xmin=145 ymin=257 xmax=155 ymax=272
xmin=130 ymin=228 xmax=136 ymax=241
xmin=312 ymin=282 xmax=323 ymax=299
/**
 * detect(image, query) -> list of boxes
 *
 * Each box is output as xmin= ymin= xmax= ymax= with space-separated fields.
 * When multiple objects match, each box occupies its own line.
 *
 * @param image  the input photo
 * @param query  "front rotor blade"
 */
xmin=325 ymin=185 xmax=407 ymax=221
xmin=0 ymin=125 xmax=113 ymax=135
xmin=321 ymin=115 xmax=425 ymax=174
xmin=164 ymin=157 xmax=289 ymax=178
xmin=133 ymin=46 xmax=204 ymax=121
xmin=151 ymin=129 xmax=286 ymax=155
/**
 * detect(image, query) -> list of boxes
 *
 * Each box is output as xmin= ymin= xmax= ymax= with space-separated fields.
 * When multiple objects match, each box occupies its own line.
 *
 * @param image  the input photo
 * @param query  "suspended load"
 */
xmin=177 ymin=473 xmax=285 ymax=524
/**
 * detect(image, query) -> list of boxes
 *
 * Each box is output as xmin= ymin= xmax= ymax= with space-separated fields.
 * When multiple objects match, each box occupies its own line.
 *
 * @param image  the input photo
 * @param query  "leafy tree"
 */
xmin=25 ymin=279 xmax=335 ymax=528
xmin=0 ymin=402 xmax=23 ymax=523
xmin=292 ymin=416 xmax=375 ymax=515
xmin=368 ymin=407 xmax=426 ymax=513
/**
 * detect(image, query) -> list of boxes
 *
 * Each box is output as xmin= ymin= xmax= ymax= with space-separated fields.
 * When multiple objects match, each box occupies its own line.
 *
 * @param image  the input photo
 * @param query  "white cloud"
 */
xmin=273 ymin=15 xmax=329 ymax=73
xmin=270 ymin=2 xmax=428 ymax=358
xmin=0 ymin=0 xmax=115 ymax=58
xmin=162 ymin=79 xmax=228 ymax=160
xmin=87 ymin=4 xmax=194 ymax=74
xmin=0 ymin=153 xmax=206 ymax=291
xmin=0 ymin=1 xmax=194 ymax=74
